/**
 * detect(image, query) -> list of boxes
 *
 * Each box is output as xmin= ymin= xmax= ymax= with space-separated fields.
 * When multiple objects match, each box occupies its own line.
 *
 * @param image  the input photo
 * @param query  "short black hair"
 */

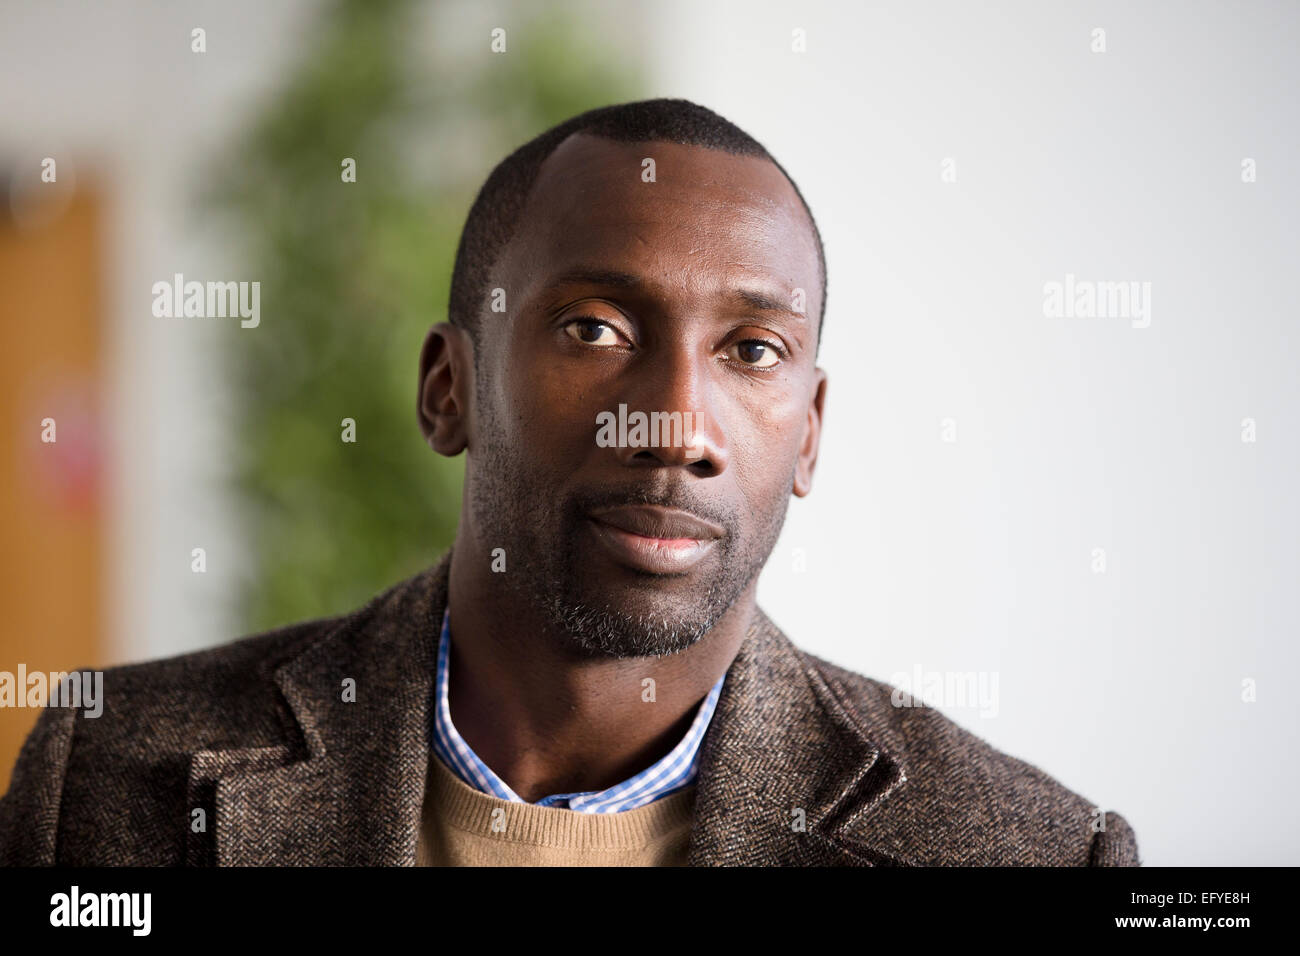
xmin=447 ymin=97 xmax=827 ymax=352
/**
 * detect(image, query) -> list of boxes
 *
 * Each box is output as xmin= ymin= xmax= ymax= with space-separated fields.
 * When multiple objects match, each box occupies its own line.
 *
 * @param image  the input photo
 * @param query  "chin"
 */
xmin=540 ymin=588 xmax=718 ymax=660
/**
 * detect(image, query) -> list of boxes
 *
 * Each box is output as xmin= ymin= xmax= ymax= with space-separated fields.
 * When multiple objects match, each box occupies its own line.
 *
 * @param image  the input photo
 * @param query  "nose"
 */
xmin=606 ymin=344 xmax=729 ymax=477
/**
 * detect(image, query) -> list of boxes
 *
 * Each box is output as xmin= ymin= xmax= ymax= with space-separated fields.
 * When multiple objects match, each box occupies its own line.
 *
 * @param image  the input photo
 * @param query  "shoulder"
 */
xmin=3 ymin=562 xmax=446 ymax=865
xmin=57 ymin=617 xmax=348 ymax=860
xmin=797 ymin=648 xmax=1140 ymax=866
xmin=71 ymin=560 xmax=443 ymax=751
xmin=73 ymin=614 xmax=339 ymax=752
xmin=0 ymin=615 xmax=338 ymax=865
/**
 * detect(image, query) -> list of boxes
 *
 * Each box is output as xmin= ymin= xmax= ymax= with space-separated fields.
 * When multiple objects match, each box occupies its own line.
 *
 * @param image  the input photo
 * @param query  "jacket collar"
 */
xmin=685 ymin=605 xmax=912 ymax=865
xmin=191 ymin=547 xmax=910 ymax=866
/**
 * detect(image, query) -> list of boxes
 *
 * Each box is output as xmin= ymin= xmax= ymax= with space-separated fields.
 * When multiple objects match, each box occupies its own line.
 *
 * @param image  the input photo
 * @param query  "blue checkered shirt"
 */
xmin=431 ymin=609 xmax=725 ymax=813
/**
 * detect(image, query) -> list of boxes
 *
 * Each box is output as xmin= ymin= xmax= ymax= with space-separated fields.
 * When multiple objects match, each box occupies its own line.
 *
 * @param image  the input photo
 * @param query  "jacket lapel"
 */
xmin=191 ymin=552 xmax=450 ymax=866
xmin=686 ymin=608 xmax=913 ymax=866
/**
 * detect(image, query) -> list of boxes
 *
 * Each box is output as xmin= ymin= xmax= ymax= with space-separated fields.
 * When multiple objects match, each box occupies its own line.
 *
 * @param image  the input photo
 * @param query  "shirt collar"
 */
xmin=431 ymin=608 xmax=726 ymax=813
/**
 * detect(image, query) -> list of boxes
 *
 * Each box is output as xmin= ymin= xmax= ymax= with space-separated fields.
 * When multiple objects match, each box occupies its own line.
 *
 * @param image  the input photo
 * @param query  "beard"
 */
xmin=467 ymin=385 xmax=793 ymax=660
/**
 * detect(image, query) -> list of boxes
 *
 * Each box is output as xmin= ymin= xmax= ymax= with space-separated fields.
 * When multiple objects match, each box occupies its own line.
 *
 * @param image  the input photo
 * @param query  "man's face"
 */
xmin=467 ymin=133 xmax=825 ymax=659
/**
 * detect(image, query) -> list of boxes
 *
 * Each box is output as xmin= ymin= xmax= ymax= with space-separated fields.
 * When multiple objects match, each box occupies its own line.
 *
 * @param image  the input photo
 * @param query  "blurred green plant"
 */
xmin=201 ymin=0 xmax=643 ymax=633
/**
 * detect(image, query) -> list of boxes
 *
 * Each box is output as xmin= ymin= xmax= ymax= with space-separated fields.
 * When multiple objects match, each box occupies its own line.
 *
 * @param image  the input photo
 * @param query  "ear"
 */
xmin=792 ymin=368 xmax=827 ymax=497
xmin=417 ymin=321 xmax=474 ymax=456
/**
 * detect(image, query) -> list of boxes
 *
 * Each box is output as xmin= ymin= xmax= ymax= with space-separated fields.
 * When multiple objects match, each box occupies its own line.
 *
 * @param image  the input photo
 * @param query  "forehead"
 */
xmin=500 ymin=133 xmax=820 ymax=311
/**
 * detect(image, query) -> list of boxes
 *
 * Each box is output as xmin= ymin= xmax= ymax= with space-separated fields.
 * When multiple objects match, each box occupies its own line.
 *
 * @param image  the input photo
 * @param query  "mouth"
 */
xmin=585 ymin=504 xmax=724 ymax=575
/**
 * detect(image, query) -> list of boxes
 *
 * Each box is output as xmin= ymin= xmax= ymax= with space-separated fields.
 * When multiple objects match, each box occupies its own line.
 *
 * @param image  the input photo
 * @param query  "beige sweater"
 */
xmin=415 ymin=752 xmax=696 ymax=866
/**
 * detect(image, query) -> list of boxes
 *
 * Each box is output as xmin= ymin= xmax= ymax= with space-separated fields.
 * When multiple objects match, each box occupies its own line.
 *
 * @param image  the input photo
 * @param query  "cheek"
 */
xmin=726 ymin=390 xmax=807 ymax=500
xmin=732 ymin=384 xmax=806 ymax=450
xmin=501 ymin=351 xmax=601 ymax=462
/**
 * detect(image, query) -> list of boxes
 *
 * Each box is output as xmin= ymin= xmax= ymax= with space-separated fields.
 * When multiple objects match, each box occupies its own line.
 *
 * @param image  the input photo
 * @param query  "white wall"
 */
xmin=649 ymin=0 xmax=1300 ymax=865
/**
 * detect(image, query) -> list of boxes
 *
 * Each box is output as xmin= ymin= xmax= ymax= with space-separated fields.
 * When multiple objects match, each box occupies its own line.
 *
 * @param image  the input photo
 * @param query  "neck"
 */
xmin=443 ymin=531 xmax=753 ymax=803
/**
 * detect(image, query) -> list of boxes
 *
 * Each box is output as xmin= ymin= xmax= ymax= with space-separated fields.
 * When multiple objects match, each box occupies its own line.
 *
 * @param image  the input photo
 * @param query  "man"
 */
xmin=0 ymin=98 xmax=1138 ymax=866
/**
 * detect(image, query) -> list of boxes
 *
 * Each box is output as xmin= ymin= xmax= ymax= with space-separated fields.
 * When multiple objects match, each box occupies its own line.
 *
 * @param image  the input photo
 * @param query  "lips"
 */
xmin=587 ymin=504 xmax=724 ymax=541
xmin=585 ymin=504 xmax=723 ymax=574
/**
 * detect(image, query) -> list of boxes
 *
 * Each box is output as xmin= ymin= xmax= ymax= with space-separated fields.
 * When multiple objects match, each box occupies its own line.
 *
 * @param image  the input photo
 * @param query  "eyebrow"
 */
xmin=543 ymin=267 xmax=800 ymax=317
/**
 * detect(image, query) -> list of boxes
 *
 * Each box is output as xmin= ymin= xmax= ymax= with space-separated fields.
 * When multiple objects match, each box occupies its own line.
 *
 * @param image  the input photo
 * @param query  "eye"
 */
xmin=728 ymin=339 xmax=782 ymax=369
xmin=564 ymin=318 xmax=624 ymax=348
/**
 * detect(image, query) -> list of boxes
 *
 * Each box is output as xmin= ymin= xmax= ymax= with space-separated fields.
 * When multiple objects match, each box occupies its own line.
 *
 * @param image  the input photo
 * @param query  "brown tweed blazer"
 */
xmin=0 ymin=547 xmax=1139 ymax=866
